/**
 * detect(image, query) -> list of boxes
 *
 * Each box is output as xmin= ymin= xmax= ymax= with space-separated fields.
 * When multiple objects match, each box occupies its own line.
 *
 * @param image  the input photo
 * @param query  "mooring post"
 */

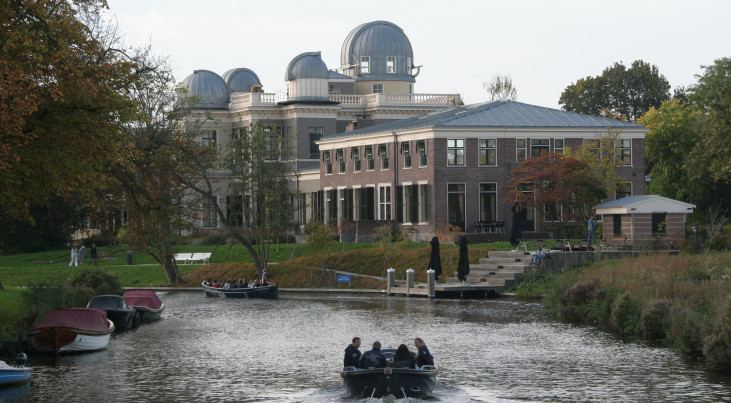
xmin=427 ymin=269 xmax=435 ymax=299
xmin=406 ymin=268 xmax=414 ymax=297
xmin=387 ymin=268 xmax=395 ymax=295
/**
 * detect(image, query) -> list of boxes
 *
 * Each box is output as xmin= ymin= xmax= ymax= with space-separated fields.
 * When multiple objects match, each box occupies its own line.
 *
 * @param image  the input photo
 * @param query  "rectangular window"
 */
xmin=652 ymin=213 xmax=667 ymax=235
xmin=478 ymin=139 xmax=497 ymax=166
xmin=419 ymin=184 xmax=429 ymax=222
xmin=447 ymin=183 xmax=466 ymax=230
xmin=401 ymin=142 xmax=411 ymax=168
xmin=416 ymin=140 xmax=427 ymax=167
xmin=336 ymin=148 xmax=345 ymax=173
xmin=387 ymin=56 xmax=396 ymax=73
xmin=447 ymin=139 xmax=465 ymax=166
xmin=585 ymin=139 xmax=600 ymax=159
xmin=613 ymin=215 xmax=622 ymax=235
xmin=202 ymin=130 xmax=217 ymax=161
xmin=372 ymin=83 xmax=384 ymax=93
xmin=517 ymin=138 xmax=527 ymax=162
xmin=615 ymin=139 xmax=632 ymax=165
xmin=365 ymin=145 xmax=374 ymax=171
xmin=554 ymin=138 xmax=564 ymax=154
xmin=531 ymin=139 xmax=550 ymax=158
xmin=309 ymin=127 xmax=323 ymax=159
xmin=203 ymin=197 xmax=217 ymax=228
xmin=351 ymin=146 xmax=361 ymax=172
xmin=379 ymin=185 xmax=392 ymax=220
xmin=615 ymin=182 xmax=632 ymax=199
xmin=263 ymin=126 xmax=281 ymax=160
xmin=479 ymin=183 xmax=497 ymax=222
xmin=360 ymin=56 xmax=370 ymax=74
xmin=379 ymin=144 xmax=389 ymax=170
xmin=323 ymin=150 xmax=332 ymax=175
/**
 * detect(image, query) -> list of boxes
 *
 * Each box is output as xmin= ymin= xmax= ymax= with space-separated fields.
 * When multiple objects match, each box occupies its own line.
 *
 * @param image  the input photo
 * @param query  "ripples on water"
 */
xmin=4 ymin=292 xmax=730 ymax=402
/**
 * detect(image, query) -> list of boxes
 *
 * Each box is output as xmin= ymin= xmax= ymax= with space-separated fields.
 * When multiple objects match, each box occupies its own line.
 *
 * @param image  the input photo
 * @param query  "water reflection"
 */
xmin=11 ymin=292 xmax=731 ymax=402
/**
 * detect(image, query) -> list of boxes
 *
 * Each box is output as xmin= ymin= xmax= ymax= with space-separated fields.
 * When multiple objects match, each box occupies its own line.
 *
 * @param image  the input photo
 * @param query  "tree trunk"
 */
xmin=162 ymin=257 xmax=181 ymax=286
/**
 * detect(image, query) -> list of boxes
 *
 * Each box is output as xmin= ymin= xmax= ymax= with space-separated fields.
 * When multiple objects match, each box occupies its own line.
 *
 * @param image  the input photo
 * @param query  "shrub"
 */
xmin=639 ymin=300 xmax=672 ymax=342
xmin=702 ymin=296 xmax=731 ymax=371
xmin=566 ymin=279 xmax=600 ymax=305
xmin=610 ymin=291 xmax=643 ymax=336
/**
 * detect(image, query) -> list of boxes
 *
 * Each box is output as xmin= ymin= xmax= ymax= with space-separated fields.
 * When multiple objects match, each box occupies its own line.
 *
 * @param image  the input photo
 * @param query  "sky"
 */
xmin=104 ymin=0 xmax=730 ymax=109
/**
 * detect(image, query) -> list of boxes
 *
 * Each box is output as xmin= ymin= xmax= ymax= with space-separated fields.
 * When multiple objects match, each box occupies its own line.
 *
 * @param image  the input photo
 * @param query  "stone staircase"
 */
xmin=444 ymin=250 xmax=534 ymax=288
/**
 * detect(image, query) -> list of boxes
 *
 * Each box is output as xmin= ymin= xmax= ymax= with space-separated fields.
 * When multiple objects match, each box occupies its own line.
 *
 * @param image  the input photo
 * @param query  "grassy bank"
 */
xmin=529 ymin=252 xmax=731 ymax=371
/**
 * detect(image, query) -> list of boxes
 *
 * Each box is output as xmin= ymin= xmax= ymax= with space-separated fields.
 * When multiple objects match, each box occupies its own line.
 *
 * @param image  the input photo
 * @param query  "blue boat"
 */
xmin=0 ymin=354 xmax=31 ymax=388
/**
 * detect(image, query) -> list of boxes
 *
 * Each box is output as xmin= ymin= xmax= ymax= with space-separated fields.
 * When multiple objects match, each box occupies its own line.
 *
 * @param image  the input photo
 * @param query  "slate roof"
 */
xmin=326 ymin=100 xmax=645 ymax=139
xmin=595 ymin=195 xmax=696 ymax=214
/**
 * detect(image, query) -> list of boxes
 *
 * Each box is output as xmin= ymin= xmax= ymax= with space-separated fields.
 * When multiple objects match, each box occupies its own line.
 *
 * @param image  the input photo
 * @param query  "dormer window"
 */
xmin=387 ymin=56 xmax=396 ymax=73
xmin=360 ymin=56 xmax=370 ymax=74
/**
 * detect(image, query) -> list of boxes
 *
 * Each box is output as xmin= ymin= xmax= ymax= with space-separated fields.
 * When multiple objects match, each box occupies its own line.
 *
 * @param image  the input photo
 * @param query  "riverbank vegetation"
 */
xmin=517 ymin=252 xmax=731 ymax=371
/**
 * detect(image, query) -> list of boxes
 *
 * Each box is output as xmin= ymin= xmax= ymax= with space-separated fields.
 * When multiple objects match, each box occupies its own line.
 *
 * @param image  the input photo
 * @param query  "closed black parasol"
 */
xmin=428 ymin=237 xmax=443 ymax=281
xmin=457 ymin=235 xmax=470 ymax=282
xmin=509 ymin=202 xmax=521 ymax=247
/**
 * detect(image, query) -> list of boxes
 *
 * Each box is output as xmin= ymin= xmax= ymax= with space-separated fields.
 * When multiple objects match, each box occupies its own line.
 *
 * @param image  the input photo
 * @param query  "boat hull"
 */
xmin=105 ymin=309 xmax=138 ymax=331
xmin=28 ymin=321 xmax=114 ymax=354
xmin=202 ymin=283 xmax=279 ymax=299
xmin=0 ymin=364 xmax=31 ymax=388
xmin=341 ymin=367 xmax=438 ymax=399
xmin=133 ymin=306 xmax=164 ymax=324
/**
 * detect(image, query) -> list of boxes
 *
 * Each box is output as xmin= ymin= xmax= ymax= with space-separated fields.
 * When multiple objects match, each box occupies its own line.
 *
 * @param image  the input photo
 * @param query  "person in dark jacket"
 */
xmin=389 ymin=344 xmax=415 ymax=368
xmin=414 ymin=337 xmax=434 ymax=367
xmin=343 ymin=337 xmax=362 ymax=368
xmin=359 ymin=341 xmax=387 ymax=368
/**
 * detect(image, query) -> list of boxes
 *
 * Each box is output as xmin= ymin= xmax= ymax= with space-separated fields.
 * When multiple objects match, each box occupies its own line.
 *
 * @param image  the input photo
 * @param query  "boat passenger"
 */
xmin=241 ymin=279 xmax=249 ymax=288
xmin=254 ymin=280 xmax=260 ymax=288
xmin=343 ymin=337 xmax=362 ymax=368
xmin=212 ymin=280 xmax=220 ymax=288
xmin=414 ymin=337 xmax=434 ymax=367
xmin=223 ymin=280 xmax=231 ymax=290
xmin=248 ymin=279 xmax=256 ymax=288
xmin=359 ymin=341 xmax=387 ymax=368
xmin=230 ymin=280 xmax=238 ymax=289
xmin=389 ymin=344 xmax=415 ymax=368
xmin=237 ymin=279 xmax=245 ymax=288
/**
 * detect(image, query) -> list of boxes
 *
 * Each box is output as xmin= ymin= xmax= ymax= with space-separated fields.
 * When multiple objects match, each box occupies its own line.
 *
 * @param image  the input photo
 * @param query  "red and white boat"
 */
xmin=28 ymin=308 xmax=114 ymax=354
xmin=123 ymin=290 xmax=164 ymax=323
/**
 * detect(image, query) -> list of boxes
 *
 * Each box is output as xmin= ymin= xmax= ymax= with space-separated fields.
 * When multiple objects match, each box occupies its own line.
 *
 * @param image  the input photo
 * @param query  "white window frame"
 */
xmin=372 ymin=83 xmax=384 ymax=93
xmin=554 ymin=138 xmax=564 ymax=154
xmin=387 ymin=56 xmax=396 ymax=73
xmin=447 ymin=139 xmax=465 ymax=166
xmin=360 ymin=56 xmax=370 ymax=74
xmin=478 ymin=139 xmax=497 ymax=166
xmin=379 ymin=185 xmax=392 ymax=220
xmin=516 ymin=138 xmax=527 ymax=162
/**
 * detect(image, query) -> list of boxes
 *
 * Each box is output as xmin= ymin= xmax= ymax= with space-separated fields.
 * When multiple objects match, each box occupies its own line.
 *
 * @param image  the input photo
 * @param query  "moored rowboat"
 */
xmin=202 ymin=282 xmax=279 ymax=299
xmin=28 ymin=308 xmax=114 ymax=354
xmin=123 ymin=290 xmax=165 ymax=323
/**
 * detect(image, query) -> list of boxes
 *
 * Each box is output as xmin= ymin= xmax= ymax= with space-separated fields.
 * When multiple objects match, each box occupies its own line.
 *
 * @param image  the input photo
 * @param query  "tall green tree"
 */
xmin=0 ymin=0 xmax=138 ymax=220
xmin=483 ymin=75 xmax=518 ymax=101
xmin=185 ymin=123 xmax=297 ymax=276
xmin=639 ymin=99 xmax=701 ymax=202
xmin=559 ymin=60 xmax=671 ymax=122
xmin=114 ymin=59 xmax=211 ymax=286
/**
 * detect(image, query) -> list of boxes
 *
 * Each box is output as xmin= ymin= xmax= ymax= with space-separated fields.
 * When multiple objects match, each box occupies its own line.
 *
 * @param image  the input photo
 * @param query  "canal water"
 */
xmin=3 ymin=292 xmax=730 ymax=402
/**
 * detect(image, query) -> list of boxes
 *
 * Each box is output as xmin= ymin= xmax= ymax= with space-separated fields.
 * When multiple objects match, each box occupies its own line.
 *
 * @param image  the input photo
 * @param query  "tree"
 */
xmin=483 ymin=75 xmax=517 ymax=101
xmin=185 ymin=123 xmax=297 ymax=276
xmin=563 ymin=130 xmax=627 ymax=198
xmin=686 ymin=57 xmax=731 ymax=186
xmin=638 ymin=99 xmax=701 ymax=202
xmin=0 ymin=1 xmax=138 ymax=220
xmin=559 ymin=60 xmax=671 ymax=122
xmin=504 ymin=153 xmax=606 ymax=222
xmin=114 ymin=65 xmax=211 ymax=285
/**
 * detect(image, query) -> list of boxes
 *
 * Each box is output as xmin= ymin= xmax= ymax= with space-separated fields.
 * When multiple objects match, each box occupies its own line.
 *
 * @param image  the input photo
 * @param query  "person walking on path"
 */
xmin=69 ymin=246 xmax=78 ymax=267
xmin=587 ymin=216 xmax=596 ymax=245
xmin=79 ymin=245 xmax=86 ymax=266
xmin=90 ymin=243 xmax=98 ymax=266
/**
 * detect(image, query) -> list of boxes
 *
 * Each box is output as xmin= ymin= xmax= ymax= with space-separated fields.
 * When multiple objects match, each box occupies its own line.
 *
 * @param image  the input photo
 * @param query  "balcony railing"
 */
xmin=229 ymin=92 xmax=460 ymax=108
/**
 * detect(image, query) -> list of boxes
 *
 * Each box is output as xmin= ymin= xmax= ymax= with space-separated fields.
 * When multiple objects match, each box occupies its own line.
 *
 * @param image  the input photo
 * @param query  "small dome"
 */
xmin=340 ymin=20 xmax=415 ymax=81
xmin=180 ymin=70 xmax=230 ymax=109
xmin=222 ymin=68 xmax=262 ymax=93
xmin=285 ymin=52 xmax=329 ymax=81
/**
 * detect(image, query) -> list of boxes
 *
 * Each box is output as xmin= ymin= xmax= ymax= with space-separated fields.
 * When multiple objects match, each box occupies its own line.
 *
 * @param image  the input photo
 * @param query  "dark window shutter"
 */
xmin=396 ymin=185 xmax=404 ymax=223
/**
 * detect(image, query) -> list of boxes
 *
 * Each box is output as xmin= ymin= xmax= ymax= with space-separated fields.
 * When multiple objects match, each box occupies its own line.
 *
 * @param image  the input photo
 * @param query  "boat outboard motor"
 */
xmin=15 ymin=352 xmax=28 ymax=367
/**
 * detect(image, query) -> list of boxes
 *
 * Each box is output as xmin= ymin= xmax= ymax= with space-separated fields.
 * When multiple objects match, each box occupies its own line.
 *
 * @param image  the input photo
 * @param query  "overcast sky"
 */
xmin=104 ymin=0 xmax=730 ymax=109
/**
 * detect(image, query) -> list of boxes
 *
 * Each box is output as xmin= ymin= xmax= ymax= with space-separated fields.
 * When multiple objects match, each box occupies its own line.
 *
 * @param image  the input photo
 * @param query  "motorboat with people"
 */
xmin=123 ymin=290 xmax=165 ymax=323
xmin=340 ymin=347 xmax=438 ymax=399
xmin=87 ymin=295 xmax=139 ymax=331
xmin=28 ymin=308 xmax=115 ymax=354
xmin=201 ymin=281 xmax=279 ymax=299
xmin=0 ymin=354 xmax=31 ymax=388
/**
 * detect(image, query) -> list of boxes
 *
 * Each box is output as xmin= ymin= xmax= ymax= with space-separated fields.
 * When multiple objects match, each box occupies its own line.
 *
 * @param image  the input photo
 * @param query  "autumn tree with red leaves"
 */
xmin=503 ymin=152 xmax=606 ymax=223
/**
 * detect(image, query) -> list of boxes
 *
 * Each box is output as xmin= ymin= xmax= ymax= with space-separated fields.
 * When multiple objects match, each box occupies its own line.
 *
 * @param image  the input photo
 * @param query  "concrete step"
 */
xmin=479 ymin=257 xmax=531 ymax=264
xmin=488 ymin=251 xmax=532 ymax=258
